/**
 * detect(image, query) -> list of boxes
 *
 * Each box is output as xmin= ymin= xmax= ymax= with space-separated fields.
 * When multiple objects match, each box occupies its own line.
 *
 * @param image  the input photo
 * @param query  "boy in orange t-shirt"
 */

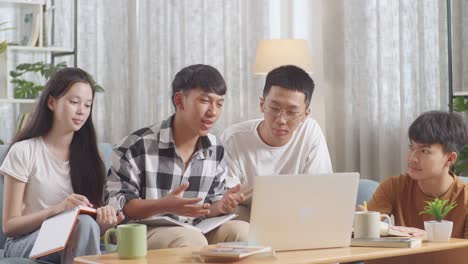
xmin=366 ymin=111 xmax=468 ymax=238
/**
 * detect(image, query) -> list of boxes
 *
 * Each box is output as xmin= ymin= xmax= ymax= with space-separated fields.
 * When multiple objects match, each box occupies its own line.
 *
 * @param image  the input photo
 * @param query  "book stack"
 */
xmin=42 ymin=5 xmax=54 ymax=47
xmin=197 ymin=244 xmax=274 ymax=260
xmin=19 ymin=7 xmax=40 ymax=47
xmin=16 ymin=112 xmax=31 ymax=133
xmin=351 ymin=237 xmax=423 ymax=248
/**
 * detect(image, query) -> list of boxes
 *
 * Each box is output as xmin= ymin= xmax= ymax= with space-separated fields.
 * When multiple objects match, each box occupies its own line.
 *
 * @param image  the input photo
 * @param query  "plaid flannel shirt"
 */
xmin=105 ymin=115 xmax=227 ymax=224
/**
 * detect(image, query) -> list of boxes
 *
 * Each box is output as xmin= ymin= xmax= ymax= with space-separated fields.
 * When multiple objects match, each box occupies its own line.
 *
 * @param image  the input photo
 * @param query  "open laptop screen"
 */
xmin=248 ymin=173 xmax=359 ymax=251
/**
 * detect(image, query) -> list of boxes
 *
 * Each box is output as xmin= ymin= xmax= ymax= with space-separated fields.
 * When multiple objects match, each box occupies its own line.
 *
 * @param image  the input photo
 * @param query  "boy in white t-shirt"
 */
xmin=220 ymin=65 xmax=333 ymax=220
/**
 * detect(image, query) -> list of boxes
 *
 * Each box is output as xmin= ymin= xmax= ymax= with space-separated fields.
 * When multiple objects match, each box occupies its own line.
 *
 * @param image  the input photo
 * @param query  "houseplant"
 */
xmin=419 ymin=197 xmax=457 ymax=242
xmin=0 ymin=21 xmax=12 ymax=55
xmin=453 ymin=97 xmax=468 ymax=175
xmin=10 ymin=62 xmax=104 ymax=99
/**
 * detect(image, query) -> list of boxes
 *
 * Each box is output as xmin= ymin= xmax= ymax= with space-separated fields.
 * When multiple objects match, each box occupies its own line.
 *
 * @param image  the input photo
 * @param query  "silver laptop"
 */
xmin=248 ymin=173 xmax=359 ymax=251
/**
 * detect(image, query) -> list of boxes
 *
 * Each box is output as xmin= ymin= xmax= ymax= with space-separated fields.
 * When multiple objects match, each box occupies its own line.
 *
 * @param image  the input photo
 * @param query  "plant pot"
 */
xmin=424 ymin=220 xmax=453 ymax=242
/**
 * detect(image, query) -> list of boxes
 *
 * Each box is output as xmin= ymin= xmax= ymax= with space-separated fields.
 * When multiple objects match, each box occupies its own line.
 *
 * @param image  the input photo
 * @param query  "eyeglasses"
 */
xmin=263 ymin=104 xmax=305 ymax=121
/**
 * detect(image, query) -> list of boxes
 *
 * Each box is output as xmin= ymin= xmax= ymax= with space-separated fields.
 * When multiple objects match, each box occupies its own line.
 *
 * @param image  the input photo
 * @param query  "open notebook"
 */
xmin=198 ymin=244 xmax=274 ymax=260
xmin=29 ymin=206 xmax=96 ymax=259
xmin=136 ymin=213 xmax=237 ymax=234
xmin=352 ymin=222 xmax=412 ymax=238
xmin=380 ymin=222 xmax=411 ymax=237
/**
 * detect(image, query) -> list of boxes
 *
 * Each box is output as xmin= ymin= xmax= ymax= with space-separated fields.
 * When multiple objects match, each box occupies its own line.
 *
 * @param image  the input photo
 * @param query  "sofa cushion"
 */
xmin=0 ymin=145 xmax=7 ymax=168
xmin=0 ymin=178 xmax=5 ymax=249
xmin=356 ymin=179 xmax=379 ymax=207
xmin=0 ymin=257 xmax=42 ymax=263
xmin=98 ymin=143 xmax=114 ymax=172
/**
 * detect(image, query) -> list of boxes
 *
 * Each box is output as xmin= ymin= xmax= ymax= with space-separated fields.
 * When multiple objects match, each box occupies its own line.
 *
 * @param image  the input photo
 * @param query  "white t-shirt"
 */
xmin=0 ymin=137 xmax=73 ymax=215
xmin=220 ymin=118 xmax=333 ymax=189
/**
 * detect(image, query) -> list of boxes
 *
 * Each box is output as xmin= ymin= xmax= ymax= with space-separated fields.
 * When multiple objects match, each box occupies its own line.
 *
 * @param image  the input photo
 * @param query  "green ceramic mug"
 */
xmin=104 ymin=224 xmax=147 ymax=259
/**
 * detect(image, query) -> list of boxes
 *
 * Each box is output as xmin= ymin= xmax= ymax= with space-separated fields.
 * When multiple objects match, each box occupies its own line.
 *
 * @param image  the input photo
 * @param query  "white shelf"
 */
xmin=0 ymin=0 xmax=44 ymax=5
xmin=8 ymin=45 xmax=74 ymax=53
xmin=0 ymin=98 xmax=37 ymax=103
xmin=0 ymin=0 xmax=76 ymax=110
xmin=453 ymin=92 xmax=468 ymax=97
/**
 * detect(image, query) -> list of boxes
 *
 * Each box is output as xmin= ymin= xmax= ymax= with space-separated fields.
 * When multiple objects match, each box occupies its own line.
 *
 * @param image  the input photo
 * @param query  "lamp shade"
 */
xmin=253 ymin=39 xmax=313 ymax=75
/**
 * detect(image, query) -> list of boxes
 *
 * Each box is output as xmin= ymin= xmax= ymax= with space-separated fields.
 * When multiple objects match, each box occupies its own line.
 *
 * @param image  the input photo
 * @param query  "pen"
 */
xmin=363 ymin=201 xmax=368 ymax=212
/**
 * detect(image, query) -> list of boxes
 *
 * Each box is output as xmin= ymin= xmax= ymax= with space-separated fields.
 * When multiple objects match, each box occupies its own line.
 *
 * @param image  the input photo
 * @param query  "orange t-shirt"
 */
xmin=367 ymin=173 xmax=468 ymax=238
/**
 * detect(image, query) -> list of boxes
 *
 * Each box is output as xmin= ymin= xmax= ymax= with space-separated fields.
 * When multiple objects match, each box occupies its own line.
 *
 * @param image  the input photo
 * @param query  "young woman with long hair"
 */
xmin=0 ymin=68 xmax=123 ymax=263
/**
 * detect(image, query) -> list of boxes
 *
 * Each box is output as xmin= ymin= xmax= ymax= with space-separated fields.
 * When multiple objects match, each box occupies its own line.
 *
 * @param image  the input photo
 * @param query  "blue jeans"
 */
xmin=4 ymin=215 xmax=101 ymax=264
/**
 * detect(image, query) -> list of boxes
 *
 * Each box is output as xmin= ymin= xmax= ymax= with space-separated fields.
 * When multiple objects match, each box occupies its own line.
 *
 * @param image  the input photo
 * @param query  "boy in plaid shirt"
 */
xmin=105 ymin=64 xmax=248 ymax=249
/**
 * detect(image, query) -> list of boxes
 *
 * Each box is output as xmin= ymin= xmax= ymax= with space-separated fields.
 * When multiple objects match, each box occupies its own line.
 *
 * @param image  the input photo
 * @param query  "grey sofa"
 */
xmin=0 ymin=143 xmax=113 ymax=263
xmin=0 ymin=143 xmax=382 ymax=262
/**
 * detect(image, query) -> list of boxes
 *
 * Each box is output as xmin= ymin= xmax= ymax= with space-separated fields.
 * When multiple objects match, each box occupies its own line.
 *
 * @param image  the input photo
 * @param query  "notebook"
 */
xmin=136 ymin=213 xmax=237 ymax=234
xmin=29 ymin=206 xmax=96 ymax=259
xmin=248 ymin=173 xmax=359 ymax=251
xmin=380 ymin=222 xmax=411 ymax=237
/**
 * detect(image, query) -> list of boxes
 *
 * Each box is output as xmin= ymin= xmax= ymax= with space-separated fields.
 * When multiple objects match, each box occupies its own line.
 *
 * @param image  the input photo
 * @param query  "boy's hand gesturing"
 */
xmin=219 ymin=184 xmax=245 ymax=214
xmin=163 ymin=182 xmax=211 ymax=217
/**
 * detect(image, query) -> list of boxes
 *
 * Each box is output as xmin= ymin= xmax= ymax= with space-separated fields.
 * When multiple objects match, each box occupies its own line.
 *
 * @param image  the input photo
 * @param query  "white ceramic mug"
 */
xmin=354 ymin=211 xmax=392 ymax=239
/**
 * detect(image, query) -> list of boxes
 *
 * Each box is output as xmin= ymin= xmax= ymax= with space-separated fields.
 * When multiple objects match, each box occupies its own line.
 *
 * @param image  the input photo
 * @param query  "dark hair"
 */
xmin=10 ymin=67 xmax=106 ymax=206
xmin=408 ymin=110 xmax=468 ymax=154
xmin=171 ymin=64 xmax=226 ymax=107
xmin=263 ymin=65 xmax=314 ymax=107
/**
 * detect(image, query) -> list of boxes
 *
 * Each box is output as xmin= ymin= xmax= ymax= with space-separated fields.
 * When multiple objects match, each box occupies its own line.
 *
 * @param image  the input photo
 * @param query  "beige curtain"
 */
xmin=72 ymin=0 xmax=270 ymax=143
xmin=322 ymin=0 xmax=449 ymax=180
xmin=2 ymin=0 xmax=459 ymax=184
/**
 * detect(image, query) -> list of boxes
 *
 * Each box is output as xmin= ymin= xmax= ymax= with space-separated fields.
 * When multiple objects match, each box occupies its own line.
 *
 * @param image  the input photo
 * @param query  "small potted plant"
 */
xmin=419 ymin=197 xmax=457 ymax=242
